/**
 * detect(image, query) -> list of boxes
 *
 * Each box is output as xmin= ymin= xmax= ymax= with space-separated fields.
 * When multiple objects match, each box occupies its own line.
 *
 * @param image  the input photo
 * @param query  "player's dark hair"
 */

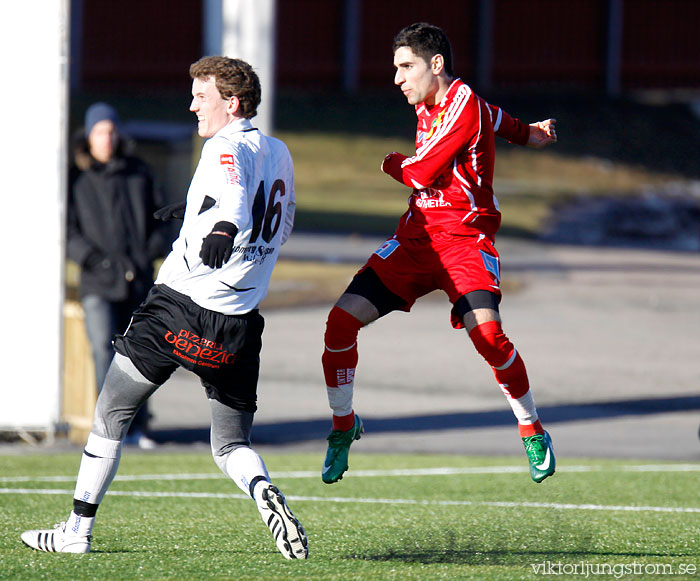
xmin=190 ymin=56 xmax=261 ymax=119
xmin=392 ymin=22 xmax=454 ymax=77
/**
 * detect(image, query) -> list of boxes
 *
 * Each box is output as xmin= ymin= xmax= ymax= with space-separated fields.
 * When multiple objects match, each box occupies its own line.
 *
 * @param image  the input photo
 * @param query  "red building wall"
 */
xmin=622 ymin=0 xmax=700 ymax=87
xmin=78 ymin=0 xmax=700 ymax=92
xmin=356 ymin=0 xmax=478 ymax=87
xmin=81 ymin=0 xmax=202 ymax=90
xmin=276 ymin=0 xmax=344 ymax=88
xmin=492 ymin=0 xmax=607 ymax=88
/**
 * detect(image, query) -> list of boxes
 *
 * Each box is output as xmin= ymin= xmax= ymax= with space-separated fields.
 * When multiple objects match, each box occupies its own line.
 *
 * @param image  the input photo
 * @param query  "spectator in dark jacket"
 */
xmin=67 ymin=102 xmax=170 ymax=448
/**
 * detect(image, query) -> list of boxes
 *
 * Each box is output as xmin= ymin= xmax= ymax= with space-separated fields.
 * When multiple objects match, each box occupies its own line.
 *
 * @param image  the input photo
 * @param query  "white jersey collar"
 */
xmin=215 ymin=117 xmax=255 ymax=138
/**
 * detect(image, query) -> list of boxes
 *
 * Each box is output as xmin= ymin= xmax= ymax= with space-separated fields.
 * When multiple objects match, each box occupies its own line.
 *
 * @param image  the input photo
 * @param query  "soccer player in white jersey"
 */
xmin=21 ymin=57 xmax=308 ymax=560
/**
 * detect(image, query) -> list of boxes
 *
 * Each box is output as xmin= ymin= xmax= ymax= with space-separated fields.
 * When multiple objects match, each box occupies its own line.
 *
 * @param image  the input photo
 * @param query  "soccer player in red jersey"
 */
xmin=321 ymin=22 xmax=558 ymax=485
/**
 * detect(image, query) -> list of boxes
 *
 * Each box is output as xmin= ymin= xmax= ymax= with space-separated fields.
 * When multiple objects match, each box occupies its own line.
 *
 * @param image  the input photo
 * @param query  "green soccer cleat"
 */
xmin=322 ymin=415 xmax=364 ymax=484
xmin=522 ymin=430 xmax=556 ymax=483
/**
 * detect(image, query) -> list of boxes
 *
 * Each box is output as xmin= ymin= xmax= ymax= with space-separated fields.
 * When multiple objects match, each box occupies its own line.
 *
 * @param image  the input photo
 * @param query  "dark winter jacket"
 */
xmin=67 ymin=132 xmax=170 ymax=301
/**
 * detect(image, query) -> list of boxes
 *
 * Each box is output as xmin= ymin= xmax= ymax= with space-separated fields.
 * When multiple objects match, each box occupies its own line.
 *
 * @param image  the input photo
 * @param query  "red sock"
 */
xmin=322 ymin=307 xmax=362 ymax=388
xmin=518 ymin=420 xmax=544 ymax=438
xmin=469 ymin=321 xmax=530 ymax=399
xmin=332 ymin=412 xmax=356 ymax=432
xmin=322 ymin=348 xmax=358 ymax=388
xmin=323 ymin=307 xmax=363 ymax=429
xmin=493 ymin=351 xmax=530 ymax=399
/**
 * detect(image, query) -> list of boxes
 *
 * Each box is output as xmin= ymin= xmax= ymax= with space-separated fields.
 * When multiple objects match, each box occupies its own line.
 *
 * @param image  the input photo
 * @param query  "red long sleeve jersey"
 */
xmin=382 ymin=78 xmax=529 ymax=241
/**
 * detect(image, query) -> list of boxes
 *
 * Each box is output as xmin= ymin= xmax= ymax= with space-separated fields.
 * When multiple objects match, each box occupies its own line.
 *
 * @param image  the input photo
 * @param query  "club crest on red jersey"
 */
xmin=418 ymin=110 xmax=447 ymax=145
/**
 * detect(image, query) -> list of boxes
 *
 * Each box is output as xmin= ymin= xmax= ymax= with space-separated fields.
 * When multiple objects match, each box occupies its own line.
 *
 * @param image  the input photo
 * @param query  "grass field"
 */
xmin=2 ymin=452 xmax=699 ymax=580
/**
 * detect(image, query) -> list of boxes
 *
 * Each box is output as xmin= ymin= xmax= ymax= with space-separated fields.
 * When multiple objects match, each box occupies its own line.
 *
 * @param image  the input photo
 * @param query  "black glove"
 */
xmin=153 ymin=202 xmax=186 ymax=221
xmin=200 ymin=221 xmax=238 ymax=268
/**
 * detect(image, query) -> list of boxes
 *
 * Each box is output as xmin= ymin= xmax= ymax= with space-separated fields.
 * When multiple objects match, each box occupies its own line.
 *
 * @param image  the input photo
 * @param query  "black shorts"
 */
xmin=113 ymin=284 xmax=264 ymax=413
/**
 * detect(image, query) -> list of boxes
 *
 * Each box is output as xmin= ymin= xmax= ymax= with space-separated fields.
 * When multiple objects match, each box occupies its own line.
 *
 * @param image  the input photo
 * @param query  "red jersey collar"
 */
xmin=416 ymin=78 xmax=463 ymax=115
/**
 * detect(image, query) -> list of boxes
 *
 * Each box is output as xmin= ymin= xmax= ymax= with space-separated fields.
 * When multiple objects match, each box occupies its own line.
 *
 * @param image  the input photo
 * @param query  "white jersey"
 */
xmin=156 ymin=118 xmax=295 ymax=315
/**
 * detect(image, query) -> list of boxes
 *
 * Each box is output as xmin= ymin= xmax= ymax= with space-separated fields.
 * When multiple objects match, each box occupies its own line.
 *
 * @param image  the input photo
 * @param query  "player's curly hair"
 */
xmin=392 ymin=22 xmax=454 ymax=77
xmin=189 ymin=56 xmax=261 ymax=119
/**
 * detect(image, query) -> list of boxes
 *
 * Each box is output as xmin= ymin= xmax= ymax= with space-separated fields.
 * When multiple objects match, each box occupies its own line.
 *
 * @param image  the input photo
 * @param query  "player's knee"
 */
xmin=212 ymin=448 xmax=230 ymax=476
xmin=468 ymin=320 xmax=515 ymax=369
xmin=92 ymin=355 xmax=156 ymax=441
xmin=324 ymin=306 xmax=364 ymax=351
xmin=92 ymin=405 xmax=132 ymax=441
xmin=344 ymin=266 xmax=407 ymax=318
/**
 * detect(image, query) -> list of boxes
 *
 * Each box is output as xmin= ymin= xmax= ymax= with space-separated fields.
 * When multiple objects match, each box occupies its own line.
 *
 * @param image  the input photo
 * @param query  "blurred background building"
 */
xmin=71 ymin=0 xmax=699 ymax=95
xmin=66 ymin=0 xmax=700 ymax=206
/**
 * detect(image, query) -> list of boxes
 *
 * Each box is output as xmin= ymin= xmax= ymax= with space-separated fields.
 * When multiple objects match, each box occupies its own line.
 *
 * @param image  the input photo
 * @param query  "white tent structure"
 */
xmin=0 ymin=0 xmax=69 ymax=441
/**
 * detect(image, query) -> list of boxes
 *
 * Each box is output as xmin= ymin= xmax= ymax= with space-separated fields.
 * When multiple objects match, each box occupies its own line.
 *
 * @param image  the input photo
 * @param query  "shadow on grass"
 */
xmin=354 ymin=529 xmax=696 ymax=565
xmin=151 ymin=394 xmax=700 ymax=446
xmin=357 ymin=548 xmax=695 ymax=565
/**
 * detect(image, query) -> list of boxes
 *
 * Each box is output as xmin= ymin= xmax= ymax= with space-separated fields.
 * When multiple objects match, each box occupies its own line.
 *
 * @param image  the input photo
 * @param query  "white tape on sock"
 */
xmin=503 ymin=389 xmax=538 ymax=424
xmin=327 ymin=384 xmax=353 ymax=417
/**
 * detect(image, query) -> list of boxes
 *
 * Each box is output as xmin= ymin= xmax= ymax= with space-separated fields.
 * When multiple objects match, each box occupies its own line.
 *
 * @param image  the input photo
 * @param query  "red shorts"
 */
xmin=363 ymin=232 xmax=501 ymax=328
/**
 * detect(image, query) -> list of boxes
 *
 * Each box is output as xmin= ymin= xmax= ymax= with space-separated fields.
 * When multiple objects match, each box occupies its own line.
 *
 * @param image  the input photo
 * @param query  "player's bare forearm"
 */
xmin=526 ymin=118 xmax=557 ymax=149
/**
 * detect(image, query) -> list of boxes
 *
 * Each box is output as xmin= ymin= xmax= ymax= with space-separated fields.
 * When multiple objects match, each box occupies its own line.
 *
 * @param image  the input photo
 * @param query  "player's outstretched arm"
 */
xmin=527 ymin=118 xmax=557 ymax=149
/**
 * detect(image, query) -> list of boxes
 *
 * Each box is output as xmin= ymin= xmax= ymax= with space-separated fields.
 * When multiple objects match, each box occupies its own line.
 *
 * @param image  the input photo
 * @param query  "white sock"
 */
xmin=73 ymin=432 xmax=122 ymax=507
xmin=65 ymin=511 xmax=94 ymax=538
xmin=224 ymin=447 xmax=270 ymax=501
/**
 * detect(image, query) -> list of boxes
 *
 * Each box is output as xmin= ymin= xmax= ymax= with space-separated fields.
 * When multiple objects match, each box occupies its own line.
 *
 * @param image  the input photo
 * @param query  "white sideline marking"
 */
xmin=3 ymin=463 xmax=700 ymax=483
xmin=1 ymin=487 xmax=699 ymax=514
